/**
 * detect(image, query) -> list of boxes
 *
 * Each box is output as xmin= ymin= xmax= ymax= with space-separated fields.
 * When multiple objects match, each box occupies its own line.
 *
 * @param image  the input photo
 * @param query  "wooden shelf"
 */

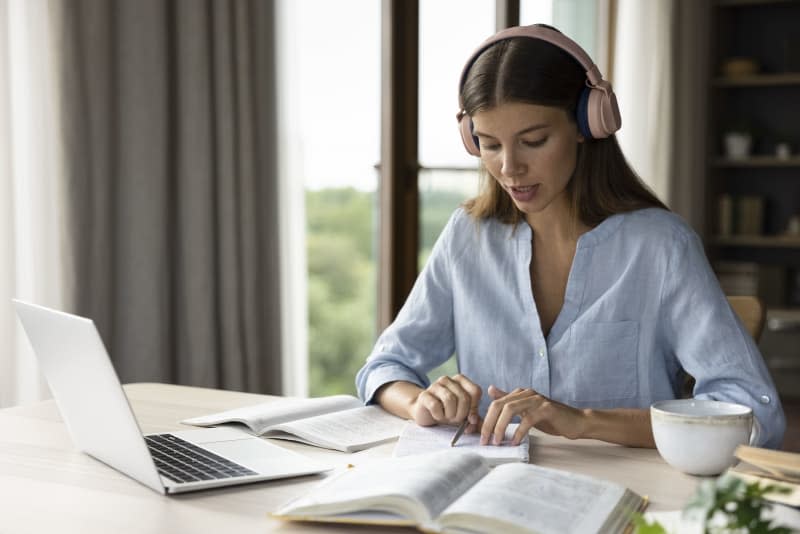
xmin=713 ymin=73 xmax=800 ymax=87
xmin=706 ymin=0 xmax=800 ymax=310
xmin=711 ymin=235 xmax=800 ymax=248
xmin=713 ymin=156 xmax=800 ymax=167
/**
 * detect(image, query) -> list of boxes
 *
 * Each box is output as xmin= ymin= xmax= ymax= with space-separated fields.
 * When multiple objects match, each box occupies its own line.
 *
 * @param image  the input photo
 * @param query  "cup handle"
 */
xmin=749 ymin=417 xmax=762 ymax=446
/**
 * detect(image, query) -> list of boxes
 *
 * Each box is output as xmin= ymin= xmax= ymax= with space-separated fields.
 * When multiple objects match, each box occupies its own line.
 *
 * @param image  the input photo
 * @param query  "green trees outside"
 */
xmin=306 ymin=187 xmax=468 ymax=397
xmin=306 ymin=188 xmax=376 ymax=396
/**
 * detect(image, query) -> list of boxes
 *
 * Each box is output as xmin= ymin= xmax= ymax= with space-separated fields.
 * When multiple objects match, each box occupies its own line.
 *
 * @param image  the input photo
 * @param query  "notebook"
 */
xmin=393 ymin=421 xmax=530 ymax=466
xmin=12 ymin=299 xmax=330 ymax=495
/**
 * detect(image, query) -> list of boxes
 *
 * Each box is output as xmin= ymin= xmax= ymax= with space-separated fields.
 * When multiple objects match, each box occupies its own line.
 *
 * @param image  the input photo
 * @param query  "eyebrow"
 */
xmin=472 ymin=124 xmax=548 ymax=139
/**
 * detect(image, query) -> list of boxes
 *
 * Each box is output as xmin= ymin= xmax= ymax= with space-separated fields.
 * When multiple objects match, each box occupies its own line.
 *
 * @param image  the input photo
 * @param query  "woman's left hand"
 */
xmin=481 ymin=385 xmax=587 ymax=445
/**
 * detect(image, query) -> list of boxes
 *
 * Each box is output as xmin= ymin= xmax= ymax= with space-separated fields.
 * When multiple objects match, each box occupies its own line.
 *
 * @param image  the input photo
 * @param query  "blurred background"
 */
xmin=1 ymin=0 xmax=798 ymax=449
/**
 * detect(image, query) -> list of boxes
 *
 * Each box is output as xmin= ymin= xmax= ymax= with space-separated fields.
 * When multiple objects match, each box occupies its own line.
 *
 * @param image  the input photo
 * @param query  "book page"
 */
xmin=727 ymin=468 xmax=800 ymax=507
xmin=393 ymin=422 xmax=529 ymax=466
xmin=735 ymin=445 xmax=800 ymax=481
xmin=439 ymin=463 xmax=631 ymax=534
xmin=181 ymin=394 xmax=362 ymax=434
xmin=275 ymin=450 xmax=490 ymax=524
xmin=264 ymin=405 xmax=406 ymax=452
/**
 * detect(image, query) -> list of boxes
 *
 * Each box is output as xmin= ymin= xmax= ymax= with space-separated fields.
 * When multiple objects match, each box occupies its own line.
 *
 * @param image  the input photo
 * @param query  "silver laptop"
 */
xmin=13 ymin=299 xmax=331 ymax=494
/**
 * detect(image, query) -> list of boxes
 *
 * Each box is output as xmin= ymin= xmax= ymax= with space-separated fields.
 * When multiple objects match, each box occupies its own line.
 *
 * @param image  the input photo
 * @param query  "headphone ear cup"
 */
xmin=585 ymin=85 xmax=621 ymax=139
xmin=599 ymin=90 xmax=621 ymax=135
xmin=459 ymin=115 xmax=481 ymax=156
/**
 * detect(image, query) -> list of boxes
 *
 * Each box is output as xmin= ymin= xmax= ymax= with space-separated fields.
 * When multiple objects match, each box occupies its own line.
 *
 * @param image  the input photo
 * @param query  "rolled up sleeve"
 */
xmin=660 ymin=231 xmax=786 ymax=448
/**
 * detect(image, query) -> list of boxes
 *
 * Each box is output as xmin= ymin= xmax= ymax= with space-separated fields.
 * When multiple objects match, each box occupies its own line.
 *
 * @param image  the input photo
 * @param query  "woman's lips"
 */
xmin=508 ymin=184 xmax=539 ymax=203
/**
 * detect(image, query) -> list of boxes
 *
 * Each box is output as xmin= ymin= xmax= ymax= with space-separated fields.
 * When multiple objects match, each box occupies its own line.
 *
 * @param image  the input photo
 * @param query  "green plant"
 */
xmin=633 ymin=474 xmax=792 ymax=534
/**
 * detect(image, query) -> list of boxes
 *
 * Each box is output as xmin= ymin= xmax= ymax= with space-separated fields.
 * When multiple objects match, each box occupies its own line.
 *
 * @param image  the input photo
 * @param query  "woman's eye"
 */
xmin=523 ymin=137 xmax=548 ymax=148
xmin=479 ymin=142 xmax=500 ymax=151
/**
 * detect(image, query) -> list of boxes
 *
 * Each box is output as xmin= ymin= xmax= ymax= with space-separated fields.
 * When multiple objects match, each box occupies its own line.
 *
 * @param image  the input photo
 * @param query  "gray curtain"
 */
xmin=669 ymin=0 xmax=710 ymax=234
xmin=55 ymin=0 xmax=283 ymax=393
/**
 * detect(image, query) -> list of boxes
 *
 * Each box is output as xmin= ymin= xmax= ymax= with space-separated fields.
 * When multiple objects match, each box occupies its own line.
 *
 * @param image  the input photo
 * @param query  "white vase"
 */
xmin=724 ymin=132 xmax=752 ymax=160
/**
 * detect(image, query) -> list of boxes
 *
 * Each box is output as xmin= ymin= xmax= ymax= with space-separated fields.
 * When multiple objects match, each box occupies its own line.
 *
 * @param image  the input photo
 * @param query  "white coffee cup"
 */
xmin=651 ymin=399 xmax=759 ymax=476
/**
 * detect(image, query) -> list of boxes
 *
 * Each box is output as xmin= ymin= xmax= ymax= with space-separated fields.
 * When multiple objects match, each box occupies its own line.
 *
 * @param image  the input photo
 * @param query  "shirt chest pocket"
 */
xmin=564 ymin=320 xmax=639 ymax=403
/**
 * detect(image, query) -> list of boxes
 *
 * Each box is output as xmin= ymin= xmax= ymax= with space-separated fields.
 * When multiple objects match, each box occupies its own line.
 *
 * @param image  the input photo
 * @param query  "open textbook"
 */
xmin=728 ymin=445 xmax=800 ymax=507
xmin=273 ymin=450 xmax=646 ymax=534
xmin=734 ymin=445 xmax=800 ymax=482
xmin=394 ymin=421 xmax=529 ymax=466
xmin=182 ymin=394 xmax=405 ymax=453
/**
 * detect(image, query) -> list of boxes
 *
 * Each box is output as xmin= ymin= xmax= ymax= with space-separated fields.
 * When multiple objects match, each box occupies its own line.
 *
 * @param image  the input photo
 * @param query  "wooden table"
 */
xmin=0 ymin=383 xmax=701 ymax=533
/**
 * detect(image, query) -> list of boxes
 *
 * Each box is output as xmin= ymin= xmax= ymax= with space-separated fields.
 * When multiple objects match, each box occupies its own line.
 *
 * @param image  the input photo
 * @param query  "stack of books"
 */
xmin=715 ymin=261 xmax=759 ymax=296
xmin=718 ymin=194 xmax=765 ymax=236
xmin=714 ymin=261 xmax=787 ymax=306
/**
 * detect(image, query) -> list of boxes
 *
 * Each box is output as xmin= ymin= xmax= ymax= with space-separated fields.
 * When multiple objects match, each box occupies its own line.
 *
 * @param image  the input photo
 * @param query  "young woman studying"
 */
xmin=356 ymin=24 xmax=785 ymax=449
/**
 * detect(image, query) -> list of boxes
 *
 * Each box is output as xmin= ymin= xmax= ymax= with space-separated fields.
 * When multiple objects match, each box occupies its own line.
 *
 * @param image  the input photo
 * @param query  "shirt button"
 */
xmin=760 ymin=395 xmax=771 ymax=404
xmin=538 ymin=349 xmax=546 ymax=358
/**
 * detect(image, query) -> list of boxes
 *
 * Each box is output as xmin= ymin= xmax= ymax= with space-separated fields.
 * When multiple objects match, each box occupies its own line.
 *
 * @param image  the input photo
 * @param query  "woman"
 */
xmin=356 ymin=24 xmax=785 ymax=449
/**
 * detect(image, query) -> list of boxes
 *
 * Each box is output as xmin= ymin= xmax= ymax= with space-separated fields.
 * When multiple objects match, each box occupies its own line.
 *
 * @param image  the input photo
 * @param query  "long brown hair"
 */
xmin=460 ymin=36 xmax=667 ymax=227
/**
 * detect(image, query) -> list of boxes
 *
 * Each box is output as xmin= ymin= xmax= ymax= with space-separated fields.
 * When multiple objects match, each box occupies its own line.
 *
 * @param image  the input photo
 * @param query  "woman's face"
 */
xmin=471 ymin=102 xmax=583 ymax=221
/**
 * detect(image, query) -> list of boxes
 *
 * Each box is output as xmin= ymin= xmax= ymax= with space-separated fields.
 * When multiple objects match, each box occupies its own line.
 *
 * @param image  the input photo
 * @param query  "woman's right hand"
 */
xmin=410 ymin=374 xmax=482 ymax=433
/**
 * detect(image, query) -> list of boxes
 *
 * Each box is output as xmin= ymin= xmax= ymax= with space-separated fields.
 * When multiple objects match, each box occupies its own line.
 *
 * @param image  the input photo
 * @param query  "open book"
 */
xmin=273 ymin=450 xmax=646 ymax=534
xmin=734 ymin=445 xmax=800 ymax=482
xmin=728 ymin=445 xmax=800 ymax=507
xmin=182 ymin=394 xmax=406 ymax=453
xmin=393 ymin=421 xmax=529 ymax=466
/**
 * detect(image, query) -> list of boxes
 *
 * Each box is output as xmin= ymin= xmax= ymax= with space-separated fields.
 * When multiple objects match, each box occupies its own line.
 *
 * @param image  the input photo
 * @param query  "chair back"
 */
xmin=727 ymin=295 xmax=766 ymax=342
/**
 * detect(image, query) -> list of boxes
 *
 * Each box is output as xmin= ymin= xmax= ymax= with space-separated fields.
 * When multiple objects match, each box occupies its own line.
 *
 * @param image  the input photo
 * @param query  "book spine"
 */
xmin=718 ymin=194 xmax=733 ymax=237
xmin=734 ymin=195 xmax=765 ymax=236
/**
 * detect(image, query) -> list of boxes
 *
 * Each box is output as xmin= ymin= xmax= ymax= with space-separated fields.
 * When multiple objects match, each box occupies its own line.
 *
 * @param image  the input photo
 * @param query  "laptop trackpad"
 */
xmin=201 ymin=437 xmax=329 ymax=475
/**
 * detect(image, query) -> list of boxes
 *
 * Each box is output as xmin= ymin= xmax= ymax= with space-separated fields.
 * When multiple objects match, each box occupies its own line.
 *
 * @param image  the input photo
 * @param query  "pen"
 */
xmin=450 ymin=418 xmax=469 ymax=447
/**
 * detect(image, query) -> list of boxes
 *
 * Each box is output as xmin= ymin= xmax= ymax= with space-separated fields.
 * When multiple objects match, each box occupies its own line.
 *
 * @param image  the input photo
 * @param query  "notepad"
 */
xmin=392 ymin=421 xmax=529 ymax=466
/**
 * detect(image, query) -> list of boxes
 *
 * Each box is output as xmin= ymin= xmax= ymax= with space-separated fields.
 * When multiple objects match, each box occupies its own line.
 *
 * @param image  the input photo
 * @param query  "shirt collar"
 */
xmin=507 ymin=211 xmax=626 ymax=246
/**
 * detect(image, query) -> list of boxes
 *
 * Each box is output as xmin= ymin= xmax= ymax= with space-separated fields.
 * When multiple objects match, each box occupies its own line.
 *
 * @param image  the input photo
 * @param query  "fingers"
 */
xmin=431 ymin=377 xmax=469 ymax=421
xmin=506 ymin=397 xmax=539 ymax=445
xmin=481 ymin=386 xmax=515 ymax=444
xmin=413 ymin=389 xmax=445 ymax=425
xmin=452 ymin=374 xmax=482 ymax=422
xmin=512 ymin=416 xmax=534 ymax=446
xmin=488 ymin=384 xmax=508 ymax=400
xmin=481 ymin=387 xmax=539 ymax=445
xmin=465 ymin=417 xmax=482 ymax=434
xmin=413 ymin=374 xmax=482 ymax=426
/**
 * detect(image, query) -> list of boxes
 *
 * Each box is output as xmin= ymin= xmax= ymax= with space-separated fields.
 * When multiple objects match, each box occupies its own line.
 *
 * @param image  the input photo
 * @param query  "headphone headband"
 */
xmin=457 ymin=24 xmax=621 ymax=154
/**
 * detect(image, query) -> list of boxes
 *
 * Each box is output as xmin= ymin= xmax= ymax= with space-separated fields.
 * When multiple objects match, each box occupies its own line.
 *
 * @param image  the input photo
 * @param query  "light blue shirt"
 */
xmin=356 ymin=207 xmax=785 ymax=448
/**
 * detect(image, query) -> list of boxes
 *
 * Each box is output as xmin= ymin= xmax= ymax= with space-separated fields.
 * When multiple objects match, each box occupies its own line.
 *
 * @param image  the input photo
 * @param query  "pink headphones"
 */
xmin=457 ymin=24 xmax=621 ymax=156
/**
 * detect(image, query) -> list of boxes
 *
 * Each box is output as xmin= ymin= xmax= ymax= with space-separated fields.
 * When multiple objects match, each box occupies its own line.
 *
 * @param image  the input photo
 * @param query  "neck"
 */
xmin=526 ymin=196 xmax=588 ymax=248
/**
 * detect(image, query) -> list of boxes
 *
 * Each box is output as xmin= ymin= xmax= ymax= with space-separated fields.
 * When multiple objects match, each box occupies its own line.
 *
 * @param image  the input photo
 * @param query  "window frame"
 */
xmin=377 ymin=0 xmax=519 ymax=329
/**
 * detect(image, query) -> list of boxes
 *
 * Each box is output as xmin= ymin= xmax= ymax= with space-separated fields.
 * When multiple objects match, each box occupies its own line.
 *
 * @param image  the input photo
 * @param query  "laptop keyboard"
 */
xmin=145 ymin=433 xmax=257 ymax=483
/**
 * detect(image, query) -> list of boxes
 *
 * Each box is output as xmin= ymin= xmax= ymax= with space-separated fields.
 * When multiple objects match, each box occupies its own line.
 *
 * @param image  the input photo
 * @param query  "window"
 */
xmin=277 ymin=1 xmax=380 ymax=396
xmin=418 ymin=0 xmax=493 ymax=267
xmin=521 ymin=0 xmax=598 ymax=59
xmin=418 ymin=1 xmax=494 ymax=379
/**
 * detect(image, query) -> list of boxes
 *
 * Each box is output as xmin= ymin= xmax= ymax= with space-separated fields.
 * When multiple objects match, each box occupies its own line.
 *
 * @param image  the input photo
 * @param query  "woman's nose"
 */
xmin=500 ymin=149 xmax=524 ymax=177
